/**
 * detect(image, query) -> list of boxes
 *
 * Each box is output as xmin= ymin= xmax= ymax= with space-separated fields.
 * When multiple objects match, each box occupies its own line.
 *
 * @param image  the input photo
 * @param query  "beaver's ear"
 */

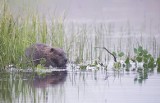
xmin=50 ymin=48 xmax=55 ymax=52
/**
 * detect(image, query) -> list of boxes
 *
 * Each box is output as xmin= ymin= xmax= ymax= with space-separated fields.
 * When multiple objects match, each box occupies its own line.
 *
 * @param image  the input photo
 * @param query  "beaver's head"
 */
xmin=48 ymin=48 xmax=68 ymax=68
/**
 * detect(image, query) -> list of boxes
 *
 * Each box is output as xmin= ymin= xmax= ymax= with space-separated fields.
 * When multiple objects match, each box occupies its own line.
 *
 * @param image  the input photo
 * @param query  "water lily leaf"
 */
xmin=148 ymin=54 xmax=152 ymax=58
xmin=143 ymin=63 xmax=148 ymax=68
xmin=143 ymin=57 xmax=148 ymax=63
xmin=148 ymin=61 xmax=155 ymax=68
xmin=138 ymin=52 xmax=143 ymax=56
xmin=143 ymin=49 xmax=148 ymax=55
xmin=125 ymin=57 xmax=130 ymax=64
xmin=136 ymin=56 xmax=142 ymax=62
xmin=150 ymin=57 xmax=154 ymax=63
xmin=134 ymin=48 xmax=138 ymax=54
xmin=157 ymin=57 xmax=160 ymax=65
xmin=143 ymin=54 xmax=149 ymax=59
xmin=118 ymin=52 xmax=124 ymax=57
xmin=157 ymin=57 xmax=160 ymax=72
xmin=157 ymin=57 xmax=160 ymax=64
xmin=112 ymin=52 xmax=117 ymax=57
xmin=138 ymin=46 xmax=143 ymax=52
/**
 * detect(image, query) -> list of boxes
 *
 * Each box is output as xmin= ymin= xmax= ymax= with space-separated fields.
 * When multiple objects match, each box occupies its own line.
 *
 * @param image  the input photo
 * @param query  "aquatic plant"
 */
xmin=133 ymin=46 xmax=156 ymax=69
xmin=50 ymin=17 xmax=65 ymax=47
xmin=112 ymin=51 xmax=124 ymax=69
xmin=124 ymin=57 xmax=132 ymax=71
xmin=99 ymin=46 xmax=158 ymax=72
xmin=0 ymin=2 xmax=66 ymax=70
xmin=0 ymin=1 xmax=159 ymax=72
xmin=156 ymin=57 xmax=160 ymax=72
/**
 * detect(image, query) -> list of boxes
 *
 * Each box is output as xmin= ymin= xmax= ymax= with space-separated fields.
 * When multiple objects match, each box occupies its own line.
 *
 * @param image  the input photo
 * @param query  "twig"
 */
xmin=95 ymin=47 xmax=117 ymax=62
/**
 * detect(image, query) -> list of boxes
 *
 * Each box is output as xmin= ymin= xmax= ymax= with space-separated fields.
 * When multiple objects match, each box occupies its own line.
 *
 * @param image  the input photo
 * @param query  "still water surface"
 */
xmin=1 ymin=67 xmax=160 ymax=103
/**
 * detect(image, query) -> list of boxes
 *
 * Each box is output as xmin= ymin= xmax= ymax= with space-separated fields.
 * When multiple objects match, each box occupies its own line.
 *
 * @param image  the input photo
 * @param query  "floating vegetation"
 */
xmin=79 ymin=65 xmax=87 ymax=70
xmin=133 ymin=46 xmax=156 ymax=69
xmin=96 ymin=46 xmax=159 ymax=72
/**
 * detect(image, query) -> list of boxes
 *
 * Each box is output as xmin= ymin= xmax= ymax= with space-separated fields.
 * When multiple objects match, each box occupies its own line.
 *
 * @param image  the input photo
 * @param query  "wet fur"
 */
xmin=25 ymin=43 xmax=67 ymax=68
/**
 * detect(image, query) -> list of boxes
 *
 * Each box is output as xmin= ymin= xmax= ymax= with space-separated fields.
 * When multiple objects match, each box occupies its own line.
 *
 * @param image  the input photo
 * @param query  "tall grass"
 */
xmin=50 ymin=17 xmax=65 ymax=47
xmin=0 ymin=4 xmax=37 ymax=69
xmin=0 ymin=1 xmax=159 ymax=69
xmin=0 ymin=3 xmax=66 ymax=69
xmin=0 ymin=4 xmax=24 ymax=68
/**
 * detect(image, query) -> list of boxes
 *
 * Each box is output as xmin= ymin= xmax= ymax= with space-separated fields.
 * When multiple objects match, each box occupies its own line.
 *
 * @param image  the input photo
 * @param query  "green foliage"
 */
xmin=112 ymin=51 xmax=124 ymax=58
xmin=112 ymin=46 xmax=158 ymax=72
xmin=136 ymin=56 xmax=142 ymax=62
xmin=0 ymin=6 xmax=28 ymax=68
xmin=112 ymin=52 xmax=116 ymax=57
xmin=36 ymin=64 xmax=47 ymax=76
xmin=157 ymin=57 xmax=160 ymax=72
xmin=80 ymin=65 xmax=87 ymax=70
xmin=113 ymin=62 xmax=121 ymax=69
xmin=112 ymin=51 xmax=124 ymax=70
xmin=134 ymin=46 xmax=156 ymax=69
xmin=0 ymin=4 xmax=65 ymax=70
xmin=125 ymin=57 xmax=130 ymax=64
xmin=39 ymin=58 xmax=46 ymax=66
xmin=118 ymin=52 xmax=124 ymax=57
xmin=0 ymin=2 xmax=159 ymax=73
xmin=125 ymin=57 xmax=131 ymax=70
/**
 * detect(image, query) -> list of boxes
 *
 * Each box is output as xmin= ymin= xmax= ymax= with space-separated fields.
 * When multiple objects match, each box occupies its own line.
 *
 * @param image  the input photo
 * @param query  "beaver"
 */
xmin=25 ymin=43 xmax=67 ymax=68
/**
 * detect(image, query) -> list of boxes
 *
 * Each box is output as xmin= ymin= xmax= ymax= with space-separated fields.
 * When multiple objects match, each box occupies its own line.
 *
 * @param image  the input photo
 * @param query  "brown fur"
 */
xmin=25 ymin=43 xmax=67 ymax=68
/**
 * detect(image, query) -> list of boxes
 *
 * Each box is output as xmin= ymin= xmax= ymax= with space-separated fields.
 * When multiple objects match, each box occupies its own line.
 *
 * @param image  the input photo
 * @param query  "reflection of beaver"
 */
xmin=25 ymin=43 xmax=67 ymax=68
xmin=33 ymin=71 xmax=67 ymax=88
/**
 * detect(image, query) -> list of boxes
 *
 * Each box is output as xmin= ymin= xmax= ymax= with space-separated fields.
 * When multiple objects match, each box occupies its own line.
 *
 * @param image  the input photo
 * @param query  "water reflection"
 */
xmin=0 ymin=71 xmax=67 ymax=103
xmin=32 ymin=71 xmax=67 ymax=88
xmin=1 ymin=68 xmax=160 ymax=103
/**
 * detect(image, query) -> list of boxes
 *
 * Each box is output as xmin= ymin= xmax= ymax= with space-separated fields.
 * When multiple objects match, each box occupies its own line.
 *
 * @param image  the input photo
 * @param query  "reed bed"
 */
xmin=0 ymin=3 xmax=66 ymax=69
xmin=0 ymin=2 xmax=160 ymax=70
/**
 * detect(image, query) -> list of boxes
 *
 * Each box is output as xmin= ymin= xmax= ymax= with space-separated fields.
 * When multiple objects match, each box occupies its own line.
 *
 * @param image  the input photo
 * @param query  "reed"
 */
xmin=0 ymin=1 xmax=159 ymax=70
xmin=0 ymin=1 xmax=68 ymax=69
xmin=0 ymin=4 xmax=35 ymax=69
xmin=50 ymin=17 xmax=65 ymax=47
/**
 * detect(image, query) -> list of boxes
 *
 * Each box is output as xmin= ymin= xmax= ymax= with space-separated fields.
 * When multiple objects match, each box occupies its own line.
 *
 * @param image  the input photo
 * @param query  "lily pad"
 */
xmin=136 ymin=56 xmax=142 ymax=62
xmin=134 ymin=48 xmax=138 ymax=54
xmin=112 ymin=52 xmax=117 ymax=57
xmin=118 ymin=52 xmax=124 ymax=57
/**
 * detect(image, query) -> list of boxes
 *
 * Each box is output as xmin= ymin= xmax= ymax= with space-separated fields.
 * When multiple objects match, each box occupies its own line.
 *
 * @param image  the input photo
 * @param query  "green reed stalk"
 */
xmin=51 ymin=18 xmax=65 ymax=47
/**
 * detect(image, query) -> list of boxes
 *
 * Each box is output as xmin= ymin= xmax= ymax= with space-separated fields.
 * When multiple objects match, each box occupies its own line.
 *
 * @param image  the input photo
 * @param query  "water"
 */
xmin=0 ymin=0 xmax=160 ymax=103
xmin=1 ymin=67 xmax=160 ymax=103
xmin=6 ymin=0 xmax=160 ymax=23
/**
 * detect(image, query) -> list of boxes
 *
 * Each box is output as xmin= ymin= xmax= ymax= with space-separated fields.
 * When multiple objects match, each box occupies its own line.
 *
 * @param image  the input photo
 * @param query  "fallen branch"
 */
xmin=95 ymin=47 xmax=117 ymax=62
